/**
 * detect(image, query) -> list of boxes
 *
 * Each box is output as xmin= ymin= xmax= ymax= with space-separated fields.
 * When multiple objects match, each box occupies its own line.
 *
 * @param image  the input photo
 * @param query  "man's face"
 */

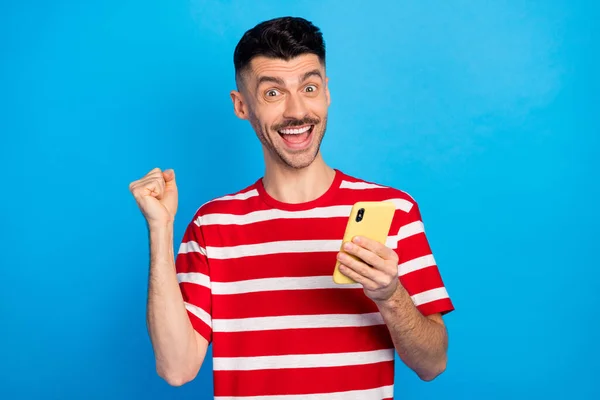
xmin=232 ymin=54 xmax=330 ymax=169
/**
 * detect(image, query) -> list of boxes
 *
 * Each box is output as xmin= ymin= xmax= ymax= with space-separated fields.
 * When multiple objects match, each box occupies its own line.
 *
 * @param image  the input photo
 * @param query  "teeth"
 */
xmin=279 ymin=125 xmax=312 ymax=135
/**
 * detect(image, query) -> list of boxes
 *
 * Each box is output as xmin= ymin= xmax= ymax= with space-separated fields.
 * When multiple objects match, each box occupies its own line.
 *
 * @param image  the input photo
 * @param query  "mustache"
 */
xmin=272 ymin=117 xmax=320 ymax=131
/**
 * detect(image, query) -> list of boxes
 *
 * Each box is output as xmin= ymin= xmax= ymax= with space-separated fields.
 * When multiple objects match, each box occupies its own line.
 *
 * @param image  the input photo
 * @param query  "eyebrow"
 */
xmin=300 ymin=69 xmax=323 ymax=82
xmin=255 ymin=69 xmax=324 ymax=92
xmin=256 ymin=76 xmax=285 ymax=91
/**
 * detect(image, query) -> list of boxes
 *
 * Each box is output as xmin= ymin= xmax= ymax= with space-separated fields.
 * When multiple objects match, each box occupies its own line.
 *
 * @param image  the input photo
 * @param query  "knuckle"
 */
xmin=148 ymin=168 xmax=162 ymax=177
xmin=377 ymin=276 xmax=390 ymax=287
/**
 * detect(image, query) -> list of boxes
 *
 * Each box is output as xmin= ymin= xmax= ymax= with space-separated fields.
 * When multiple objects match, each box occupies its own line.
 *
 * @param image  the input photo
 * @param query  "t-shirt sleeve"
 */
xmin=394 ymin=200 xmax=455 ymax=316
xmin=175 ymin=218 xmax=213 ymax=343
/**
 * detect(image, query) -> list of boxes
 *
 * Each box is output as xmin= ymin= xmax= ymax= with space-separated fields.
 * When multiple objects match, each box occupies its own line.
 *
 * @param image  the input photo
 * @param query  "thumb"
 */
xmin=161 ymin=169 xmax=178 ymax=216
xmin=163 ymin=169 xmax=176 ymax=187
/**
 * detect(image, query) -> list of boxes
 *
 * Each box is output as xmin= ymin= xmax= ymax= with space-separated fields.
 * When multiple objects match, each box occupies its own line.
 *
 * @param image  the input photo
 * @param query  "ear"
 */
xmin=230 ymin=90 xmax=249 ymax=120
xmin=325 ymin=76 xmax=331 ymax=107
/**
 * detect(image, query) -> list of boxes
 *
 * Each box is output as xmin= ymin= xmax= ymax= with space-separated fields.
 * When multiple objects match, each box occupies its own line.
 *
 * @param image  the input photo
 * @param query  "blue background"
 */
xmin=1 ymin=1 xmax=598 ymax=399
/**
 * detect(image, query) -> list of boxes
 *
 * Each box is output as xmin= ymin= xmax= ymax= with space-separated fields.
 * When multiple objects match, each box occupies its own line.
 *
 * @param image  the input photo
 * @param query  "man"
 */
xmin=129 ymin=16 xmax=454 ymax=399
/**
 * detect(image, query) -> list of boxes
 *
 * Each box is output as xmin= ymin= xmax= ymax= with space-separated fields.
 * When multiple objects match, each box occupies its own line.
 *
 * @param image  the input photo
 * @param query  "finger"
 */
xmin=352 ymin=236 xmax=397 ymax=261
xmin=337 ymin=252 xmax=384 ymax=283
xmin=145 ymin=183 xmax=162 ymax=198
xmin=162 ymin=169 xmax=175 ymax=182
xmin=342 ymin=242 xmax=385 ymax=270
xmin=145 ymin=172 xmax=166 ymax=193
xmin=146 ymin=167 xmax=162 ymax=178
xmin=131 ymin=177 xmax=164 ymax=199
xmin=130 ymin=169 xmax=164 ymax=190
xmin=138 ymin=177 xmax=165 ymax=198
xmin=337 ymin=264 xmax=378 ymax=291
xmin=162 ymin=169 xmax=177 ymax=192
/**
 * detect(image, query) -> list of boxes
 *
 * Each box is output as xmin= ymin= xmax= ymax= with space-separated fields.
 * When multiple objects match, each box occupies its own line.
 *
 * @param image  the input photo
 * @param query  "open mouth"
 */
xmin=277 ymin=125 xmax=314 ymax=147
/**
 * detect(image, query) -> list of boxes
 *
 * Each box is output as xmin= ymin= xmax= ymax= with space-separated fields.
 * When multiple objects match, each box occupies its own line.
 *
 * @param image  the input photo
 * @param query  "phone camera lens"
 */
xmin=356 ymin=208 xmax=365 ymax=222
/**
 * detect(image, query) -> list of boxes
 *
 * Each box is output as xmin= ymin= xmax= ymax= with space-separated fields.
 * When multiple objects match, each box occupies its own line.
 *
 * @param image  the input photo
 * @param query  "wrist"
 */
xmin=147 ymin=219 xmax=174 ymax=232
xmin=148 ymin=221 xmax=175 ymax=263
xmin=374 ymin=284 xmax=407 ymax=309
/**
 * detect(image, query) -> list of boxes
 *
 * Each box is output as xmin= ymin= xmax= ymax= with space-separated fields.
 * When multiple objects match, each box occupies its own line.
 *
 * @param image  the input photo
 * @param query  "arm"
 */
xmin=147 ymin=222 xmax=209 ymax=386
xmin=129 ymin=168 xmax=208 ymax=386
xmin=337 ymin=202 xmax=453 ymax=381
xmin=373 ymin=288 xmax=448 ymax=381
xmin=337 ymin=239 xmax=448 ymax=381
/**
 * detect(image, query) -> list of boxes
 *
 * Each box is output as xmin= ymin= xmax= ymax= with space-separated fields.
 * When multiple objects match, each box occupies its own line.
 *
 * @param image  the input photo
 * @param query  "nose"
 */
xmin=282 ymin=92 xmax=308 ymax=121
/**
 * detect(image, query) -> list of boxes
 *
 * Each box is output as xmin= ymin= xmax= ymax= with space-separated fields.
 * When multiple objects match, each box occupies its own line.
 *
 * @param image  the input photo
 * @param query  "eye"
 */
xmin=265 ymin=89 xmax=281 ymax=97
xmin=304 ymin=85 xmax=318 ymax=93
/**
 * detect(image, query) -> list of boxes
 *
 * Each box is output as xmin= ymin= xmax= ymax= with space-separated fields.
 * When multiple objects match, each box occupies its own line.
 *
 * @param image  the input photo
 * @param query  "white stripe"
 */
xmin=207 ymin=239 xmax=342 ymax=260
xmin=199 ymin=205 xmax=351 ymax=226
xmin=385 ymin=236 xmax=398 ymax=249
xmin=213 ymin=312 xmax=384 ymax=333
xmin=398 ymin=254 xmax=436 ymax=276
xmin=210 ymin=235 xmax=407 ymax=259
xmin=213 ymin=348 xmax=394 ymax=371
xmin=397 ymin=220 xmax=425 ymax=240
xmin=387 ymin=198 xmax=413 ymax=212
xmin=215 ymin=189 xmax=259 ymax=201
xmin=193 ymin=190 xmax=259 ymax=224
xmin=184 ymin=302 xmax=212 ymax=328
xmin=214 ymin=385 xmax=394 ymax=400
xmin=212 ymin=276 xmax=362 ymax=295
xmin=339 ymin=180 xmax=387 ymax=190
xmin=196 ymin=198 xmax=412 ymax=227
xmin=386 ymin=221 xmax=424 ymax=248
xmin=178 ymin=241 xmax=206 ymax=255
xmin=411 ymin=287 xmax=449 ymax=306
xmin=177 ymin=272 xmax=211 ymax=289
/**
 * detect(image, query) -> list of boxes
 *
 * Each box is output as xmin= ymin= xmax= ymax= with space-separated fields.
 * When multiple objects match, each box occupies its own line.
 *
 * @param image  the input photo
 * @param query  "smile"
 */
xmin=277 ymin=125 xmax=315 ymax=149
xmin=278 ymin=125 xmax=312 ymax=135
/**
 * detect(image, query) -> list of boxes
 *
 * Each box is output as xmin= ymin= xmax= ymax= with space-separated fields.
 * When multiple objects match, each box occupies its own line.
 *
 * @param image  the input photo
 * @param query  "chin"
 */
xmin=280 ymin=143 xmax=322 ymax=170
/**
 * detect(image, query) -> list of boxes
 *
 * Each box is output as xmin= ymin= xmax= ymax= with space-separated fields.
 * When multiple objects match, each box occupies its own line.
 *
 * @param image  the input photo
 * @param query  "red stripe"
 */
xmin=187 ymin=310 xmax=212 ymax=342
xmin=209 ymin=252 xmax=339 ymax=282
xmin=179 ymin=283 xmax=210 ymax=312
xmin=417 ymin=297 xmax=455 ymax=316
xmin=175 ymin=252 xmax=209 ymax=274
xmin=213 ymin=361 xmax=395 ymax=397
xmin=196 ymin=194 xmax=415 ymax=248
xmin=212 ymin=325 xmax=393 ymax=357
xmin=200 ymin=210 xmax=411 ymax=248
xmin=397 ymin=233 xmax=433 ymax=263
xmin=202 ymin=217 xmax=349 ymax=246
xmin=400 ymin=266 xmax=446 ymax=297
xmin=212 ymin=287 xmax=378 ymax=319
xmin=198 ymin=193 xmax=270 ymax=216
xmin=196 ymin=183 xmax=414 ymax=220
xmin=181 ymin=222 xmax=207 ymax=245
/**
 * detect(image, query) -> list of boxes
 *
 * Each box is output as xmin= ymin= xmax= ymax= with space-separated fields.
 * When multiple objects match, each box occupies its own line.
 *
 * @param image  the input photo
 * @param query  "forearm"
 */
xmin=146 ymin=222 xmax=205 ymax=385
xmin=375 ymin=286 xmax=448 ymax=381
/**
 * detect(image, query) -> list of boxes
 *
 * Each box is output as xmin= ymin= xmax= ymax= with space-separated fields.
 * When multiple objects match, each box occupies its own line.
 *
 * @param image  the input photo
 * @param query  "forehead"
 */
xmin=247 ymin=54 xmax=324 ymax=84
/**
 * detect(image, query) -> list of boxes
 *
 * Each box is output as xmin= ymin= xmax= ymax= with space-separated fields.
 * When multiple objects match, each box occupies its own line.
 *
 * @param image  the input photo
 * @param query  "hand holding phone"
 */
xmin=333 ymin=201 xmax=396 ymax=284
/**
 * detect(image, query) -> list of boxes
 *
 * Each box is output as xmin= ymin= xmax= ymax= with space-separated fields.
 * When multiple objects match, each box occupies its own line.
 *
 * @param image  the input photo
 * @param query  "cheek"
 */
xmin=257 ymin=107 xmax=282 ymax=129
xmin=310 ymin=95 xmax=328 ymax=114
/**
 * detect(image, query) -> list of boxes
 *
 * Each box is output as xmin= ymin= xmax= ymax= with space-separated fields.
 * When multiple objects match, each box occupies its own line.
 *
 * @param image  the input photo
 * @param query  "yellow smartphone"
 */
xmin=333 ymin=201 xmax=396 ymax=284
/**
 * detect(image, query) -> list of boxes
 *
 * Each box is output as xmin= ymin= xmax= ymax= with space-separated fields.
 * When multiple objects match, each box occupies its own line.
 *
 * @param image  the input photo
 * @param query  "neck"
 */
xmin=262 ymin=153 xmax=336 ymax=204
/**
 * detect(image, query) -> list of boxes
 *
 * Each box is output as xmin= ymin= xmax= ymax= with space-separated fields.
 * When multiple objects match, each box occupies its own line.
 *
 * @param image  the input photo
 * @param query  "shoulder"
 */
xmin=337 ymin=170 xmax=419 ymax=213
xmin=189 ymin=180 xmax=261 ymax=225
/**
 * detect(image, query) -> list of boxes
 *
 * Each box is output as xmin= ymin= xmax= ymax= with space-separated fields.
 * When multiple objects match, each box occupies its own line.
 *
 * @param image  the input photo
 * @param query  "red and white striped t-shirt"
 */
xmin=175 ymin=169 xmax=454 ymax=399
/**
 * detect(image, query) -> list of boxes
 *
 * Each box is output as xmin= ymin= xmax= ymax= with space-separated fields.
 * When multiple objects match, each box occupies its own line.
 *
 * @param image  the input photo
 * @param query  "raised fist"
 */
xmin=129 ymin=168 xmax=178 ymax=226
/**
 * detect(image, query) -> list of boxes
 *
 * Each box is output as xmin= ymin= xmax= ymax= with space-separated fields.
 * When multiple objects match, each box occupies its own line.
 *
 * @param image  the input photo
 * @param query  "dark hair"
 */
xmin=233 ymin=16 xmax=326 ymax=80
